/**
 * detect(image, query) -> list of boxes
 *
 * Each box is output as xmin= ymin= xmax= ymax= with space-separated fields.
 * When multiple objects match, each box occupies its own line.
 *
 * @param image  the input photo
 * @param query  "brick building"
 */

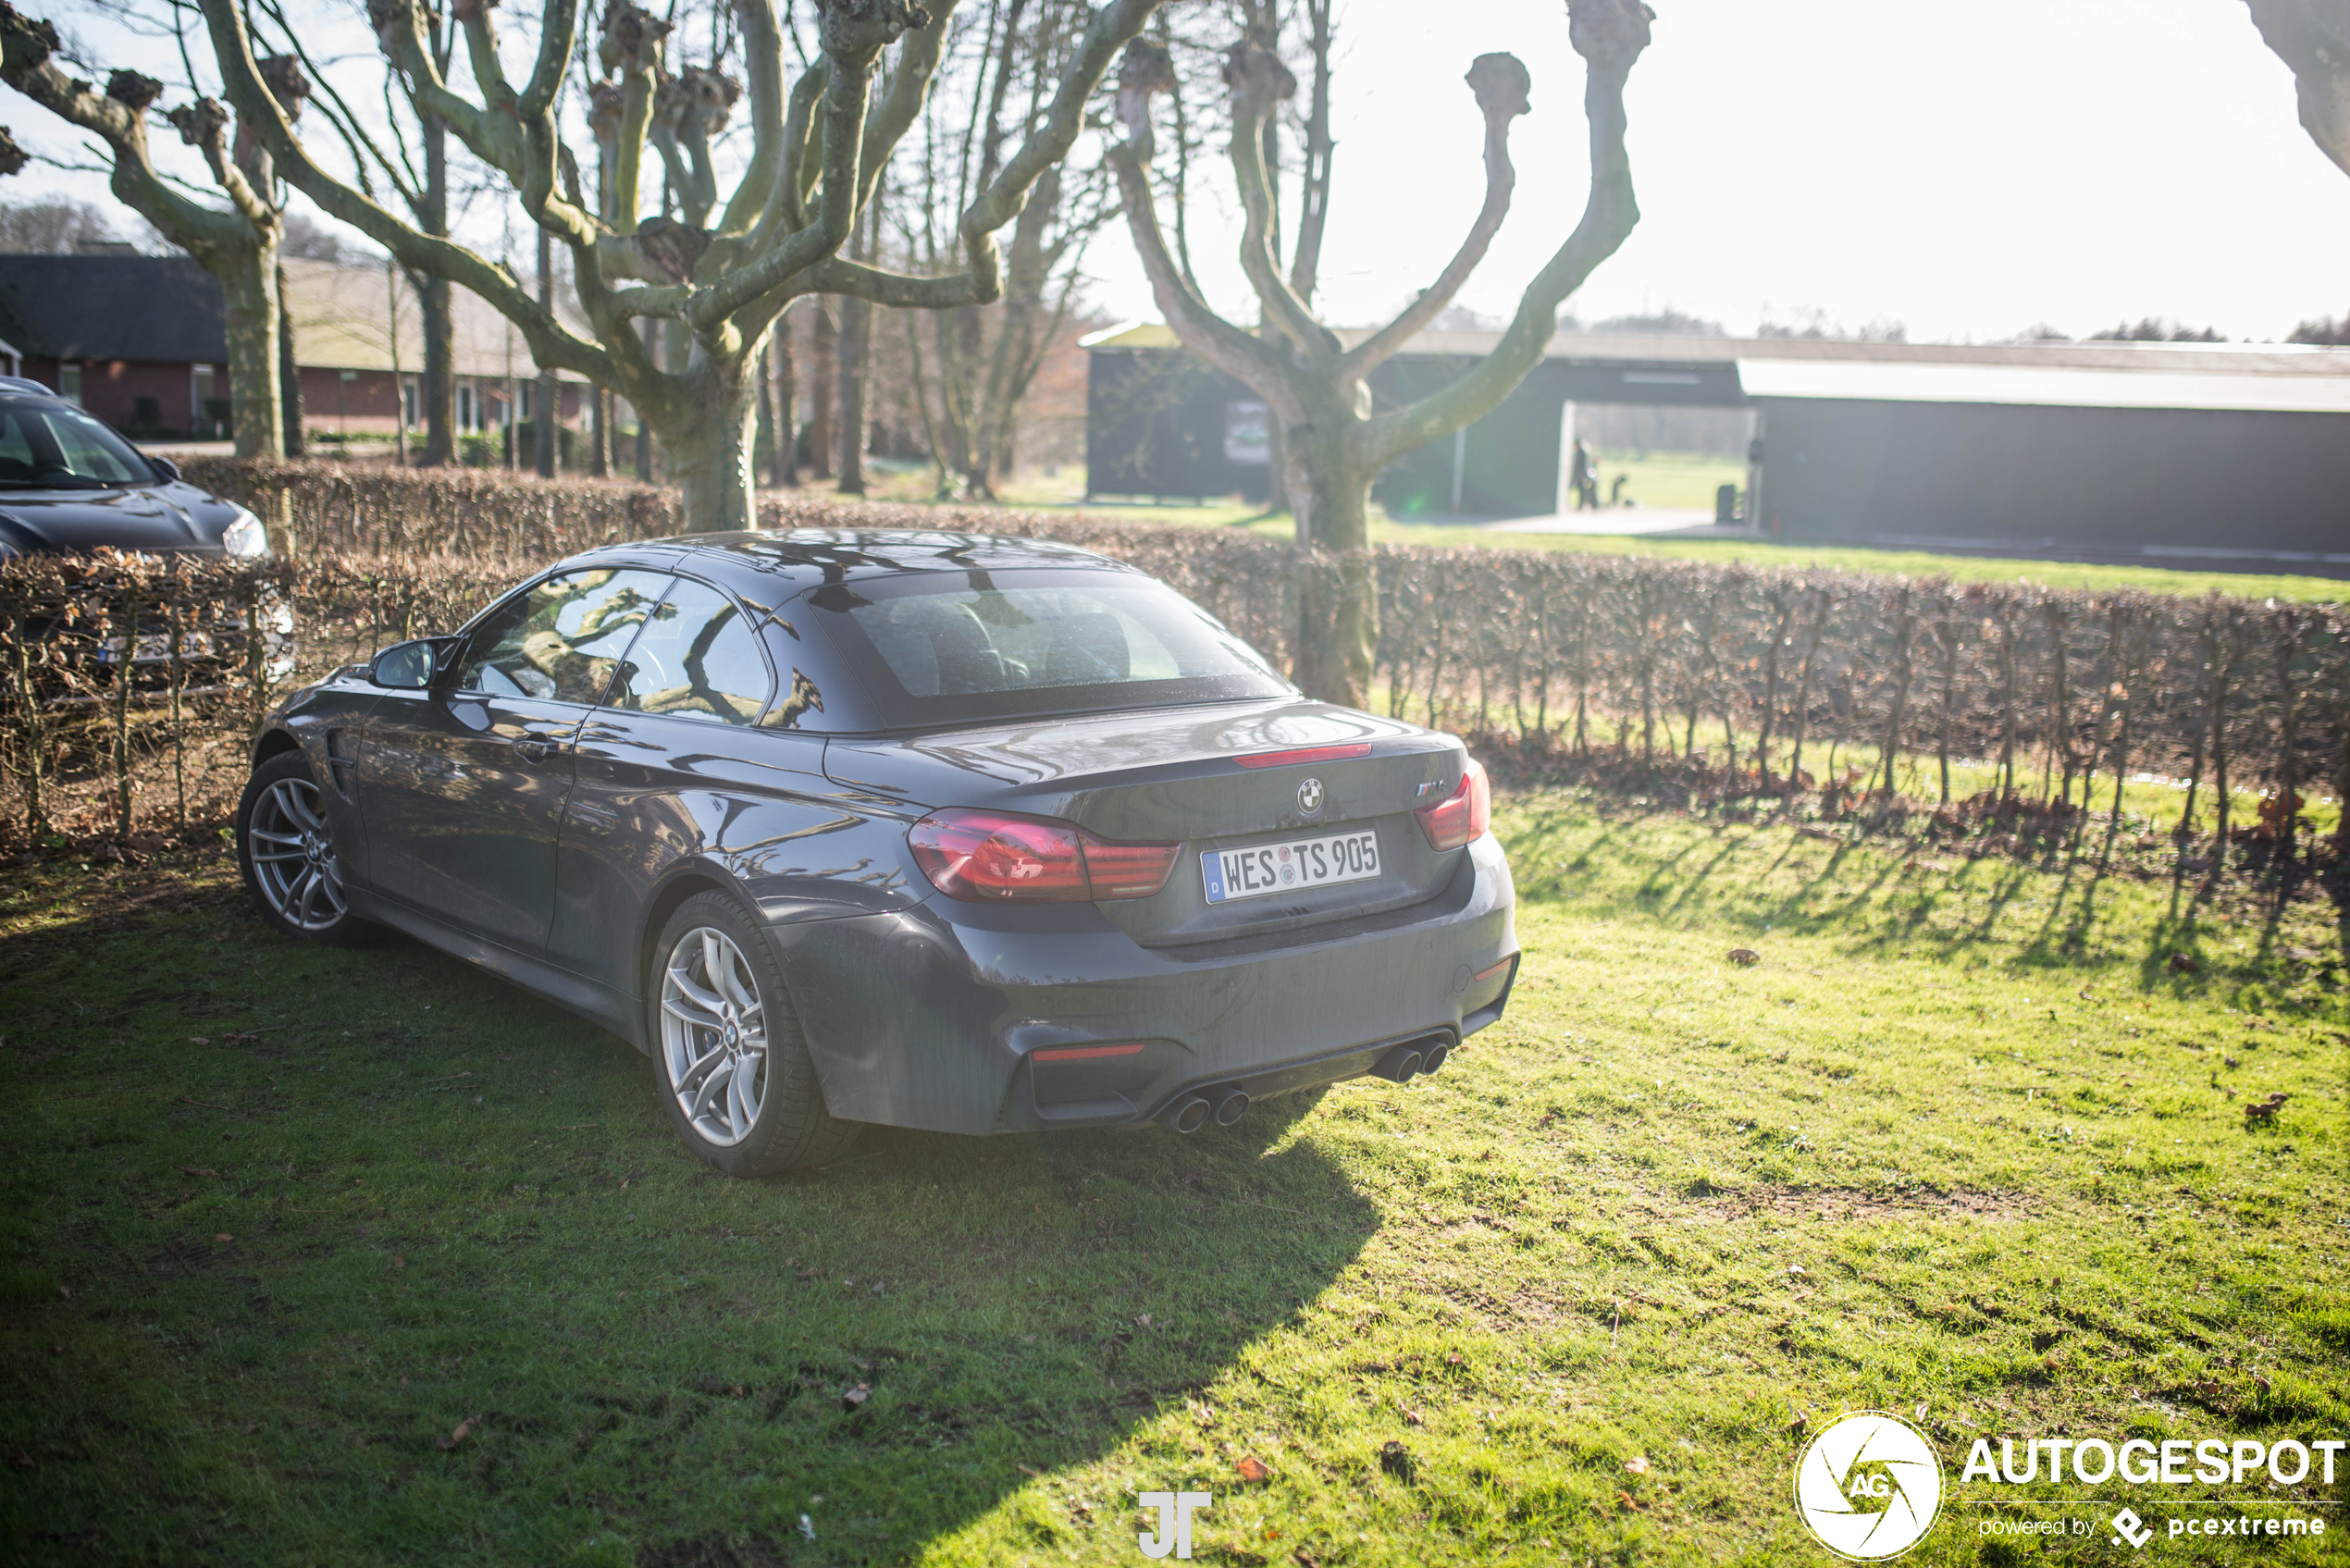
xmin=0 ymin=249 xmax=587 ymax=442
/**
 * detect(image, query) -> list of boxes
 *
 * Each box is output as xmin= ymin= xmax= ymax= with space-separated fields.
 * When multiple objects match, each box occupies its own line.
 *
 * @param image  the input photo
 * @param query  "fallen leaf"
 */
xmin=729 ymin=1384 xmax=745 ymax=1398
xmin=392 ymin=1254 xmax=405 ymax=1268
xmin=2168 ymin=953 xmax=2200 ymax=973
xmin=2194 ymin=1379 xmax=2221 ymax=1401
xmin=1135 ymin=1313 xmax=1151 ymax=1327
xmin=1017 ymin=1463 xmax=1043 ymax=1478
xmin=56 ymin=1285 xmax=69 ymax=1302
xmin=189 ymin=1036 xmax=210 ymax=1045
xmin=1624 ymin=1455 xmax=1651 ymax=1475
xmin=178 ymin=1167 xmax=216 ymax=1178
xmin=841 ymin=1383 xmax=870 ymax=1411
xmin=435 ymin=1416 xmax=476 ymax=1451
xmin=796 ymin=1266 xmax=822 ymax=1279
xmin=1617 ymin=1489 xmax=1645 ymax=1512
xmin=2254 ymin=1374 xmax=2273 ymax=1395
xmin=1787 ymin=1264 xmax=1806 ymax=1277
xmin=1237 ymin=1455 xmax=1272 ymax=1483
xmin=1400 ymin=1406 xmax=1425 ymax=1426
xmin=1727 ymin=947 xmax=1762 ymax=967
xmin=214 ymin=1232 xmax=233 ymax=1243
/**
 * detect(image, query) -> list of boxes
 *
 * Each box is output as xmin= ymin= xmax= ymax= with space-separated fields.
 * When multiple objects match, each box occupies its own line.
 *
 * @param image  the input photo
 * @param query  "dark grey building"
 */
xmin=1083 ymin=327 xmax=2350 ymax=572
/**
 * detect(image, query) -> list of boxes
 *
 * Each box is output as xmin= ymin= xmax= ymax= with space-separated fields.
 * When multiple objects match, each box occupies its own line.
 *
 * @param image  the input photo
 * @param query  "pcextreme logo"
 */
xmin=1794 ymin=1411 xmax=1946 ymax=1562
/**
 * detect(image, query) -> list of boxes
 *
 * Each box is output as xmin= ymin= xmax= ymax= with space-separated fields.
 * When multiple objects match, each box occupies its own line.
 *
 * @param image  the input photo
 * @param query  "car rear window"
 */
xmin=812 ymin=568 xmax=1290 ymax=726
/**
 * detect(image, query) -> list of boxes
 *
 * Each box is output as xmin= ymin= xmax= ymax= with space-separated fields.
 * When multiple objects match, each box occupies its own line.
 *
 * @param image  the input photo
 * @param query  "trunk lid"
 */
xmin=824 ymin=698 xmax=1470 ymax=946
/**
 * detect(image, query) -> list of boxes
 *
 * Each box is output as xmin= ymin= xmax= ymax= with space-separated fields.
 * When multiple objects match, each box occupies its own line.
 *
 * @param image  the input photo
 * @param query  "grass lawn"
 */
xmin=2 ymin=796 xmax=2344 ymax=1565
xmin=836 ymin=458 xmax=2350 ymax=604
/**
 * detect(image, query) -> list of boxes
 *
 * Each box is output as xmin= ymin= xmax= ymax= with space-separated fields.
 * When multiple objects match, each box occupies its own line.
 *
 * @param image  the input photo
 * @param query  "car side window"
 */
xmin=604 ymin=576 xmax=775 ymax=725
xmin=455 ymin=568 xmax=675 ymax=705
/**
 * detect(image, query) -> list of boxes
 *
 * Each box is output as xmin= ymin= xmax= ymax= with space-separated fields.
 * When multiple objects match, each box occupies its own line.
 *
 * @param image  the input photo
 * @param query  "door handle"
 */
xmin=513 ymin=733 xmax=563 ymax=762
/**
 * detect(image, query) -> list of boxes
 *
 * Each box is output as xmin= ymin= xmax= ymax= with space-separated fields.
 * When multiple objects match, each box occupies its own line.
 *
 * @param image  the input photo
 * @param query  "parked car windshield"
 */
xmin=815 ymin=568 xmax=1291 ymax=726
xmin=0 ymin=401 xmax=155 ymax=488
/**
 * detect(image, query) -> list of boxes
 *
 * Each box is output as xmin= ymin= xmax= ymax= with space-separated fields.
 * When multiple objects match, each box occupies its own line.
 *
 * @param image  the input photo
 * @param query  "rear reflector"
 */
xmin=1473 ymin=954 xmax=1516 ymax=983
xmin=1233 ymin=743 xmax=1373 ymax=770
xmin=1031 ymin=1043 xmax=1146 ymax=1063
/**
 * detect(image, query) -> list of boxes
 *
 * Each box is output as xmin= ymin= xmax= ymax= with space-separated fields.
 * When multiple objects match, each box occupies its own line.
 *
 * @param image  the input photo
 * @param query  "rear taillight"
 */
xmin=908 ymin=809 xmax=1179 ymax=903
xmin=1414 ymin=758 xmax=1490 ymax=850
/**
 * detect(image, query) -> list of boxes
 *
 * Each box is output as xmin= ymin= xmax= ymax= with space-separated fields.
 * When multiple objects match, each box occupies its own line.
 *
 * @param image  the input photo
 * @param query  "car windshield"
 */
xmin=816 ymin=568 xmax=1291 ymax=726
xmin=0 ymin=401 xmax=154 ymax=488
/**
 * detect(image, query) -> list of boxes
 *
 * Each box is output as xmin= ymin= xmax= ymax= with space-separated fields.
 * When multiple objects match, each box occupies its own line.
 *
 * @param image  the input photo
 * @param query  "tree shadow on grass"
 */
xmin=0 ymin=887 xmax=1380 ymax=1567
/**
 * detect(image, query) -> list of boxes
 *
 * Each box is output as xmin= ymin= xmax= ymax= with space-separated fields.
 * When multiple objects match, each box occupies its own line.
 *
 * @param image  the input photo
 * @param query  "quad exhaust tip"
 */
xmin=1161 ymin=1086 xmax=1250 ymax=1133
xmin=1372 ymin=1037 xmax=1453 ymax=1083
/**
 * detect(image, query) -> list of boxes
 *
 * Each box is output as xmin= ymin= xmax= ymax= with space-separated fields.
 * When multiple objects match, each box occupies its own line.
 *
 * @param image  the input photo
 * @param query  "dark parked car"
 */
xmin=0 ymin=377 xmax=270 ymax=558
xmin=235 ymin=531 xmax=1518 ymax=1175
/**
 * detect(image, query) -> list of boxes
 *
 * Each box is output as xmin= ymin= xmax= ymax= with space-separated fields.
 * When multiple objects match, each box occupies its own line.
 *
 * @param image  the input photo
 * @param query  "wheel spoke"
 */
xmin=292 ymin=868 xmax=323 ymax=922
xmin=728 ymin=1053 xmax=759 ymax=1134
xmin=689 ymin=1056 xmax=736 ymax=1121
xmin=250 ymin=846 xmax=306 ymax=863
xmin=248 ymin=828 xmax=303 ymax=846
xmin=277 ymin=783 xmax=325 ymax=833
xmin=666 ymin=967 xmax=726 ymax=1019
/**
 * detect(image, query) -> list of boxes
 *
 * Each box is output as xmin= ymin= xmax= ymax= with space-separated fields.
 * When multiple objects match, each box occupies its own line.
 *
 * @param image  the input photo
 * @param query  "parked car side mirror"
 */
xmin=148 ymin=455 xmax=181 ymax=482
xmin=369 ymin=637 xmax=457 ymax=689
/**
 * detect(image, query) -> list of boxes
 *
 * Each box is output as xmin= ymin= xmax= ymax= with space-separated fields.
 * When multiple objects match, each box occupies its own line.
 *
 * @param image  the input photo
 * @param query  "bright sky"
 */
xmin=8 ymin=0 xmax=2344 ymax=345
xmin=1102 ymin=0 xmax=2350 ymax=342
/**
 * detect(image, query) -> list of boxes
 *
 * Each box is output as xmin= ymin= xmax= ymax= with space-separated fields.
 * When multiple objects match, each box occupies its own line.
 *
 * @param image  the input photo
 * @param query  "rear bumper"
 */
xmin=770 ymin=833 xmax=1517 ymax=1135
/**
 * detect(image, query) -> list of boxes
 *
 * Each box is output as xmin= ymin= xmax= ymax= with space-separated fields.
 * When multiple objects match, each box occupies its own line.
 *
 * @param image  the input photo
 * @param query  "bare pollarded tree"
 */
xmin=1107 ymin=0 xmax=1653 ymax=707
xmin=193 ymin=0 xmax=1167 ymax=526
xmin=0 ymin=6 xmax=303 ymax=458
xmin=2245 ymin=0 xmax=2350 ymax=174
xmin=900 ymin=0 xmax=1121 ymax=500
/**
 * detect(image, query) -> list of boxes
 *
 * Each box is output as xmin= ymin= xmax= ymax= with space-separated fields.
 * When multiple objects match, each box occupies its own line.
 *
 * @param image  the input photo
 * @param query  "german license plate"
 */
xmin=1201 ymin=830 xmax=1379 ymax=904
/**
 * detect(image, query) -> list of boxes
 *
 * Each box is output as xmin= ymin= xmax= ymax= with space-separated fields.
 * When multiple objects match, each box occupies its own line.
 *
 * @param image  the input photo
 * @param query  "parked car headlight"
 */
xmin=220 ymin=507 xmax=269 ymax=558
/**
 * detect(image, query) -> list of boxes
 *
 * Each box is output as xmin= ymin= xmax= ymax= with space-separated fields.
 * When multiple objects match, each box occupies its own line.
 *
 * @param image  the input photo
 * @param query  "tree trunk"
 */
xmin=276 ymin=260 xmax=304 ymax=458
xmin=1285 ymin=430 xmax=1375 ymax=707
xmin=417 ymin=112 xmax=455 ymax=467
xmin=836 ymin=293 xmax=869 ymax=495
xmin=659 ymin=376 xmax=760 ymax=531
xmin=216 ymin=243 xmax=284 ymax=461
xmin=772 ymin=310 xmax=798 ymax=488
xmin=807 ymin=306 xmax=835 ymax=480
xmin=589 ymin=385 xmax=609 ymax=477
xmin=536 ymin=228 xmax=558 ymax=477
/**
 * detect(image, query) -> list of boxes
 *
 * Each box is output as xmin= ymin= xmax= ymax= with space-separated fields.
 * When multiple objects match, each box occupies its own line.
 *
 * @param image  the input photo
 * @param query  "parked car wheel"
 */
xmin=650 ymin=893 xmax=859 ymax=1176
xmin=236 ymin=750 xmax=365 ymax=945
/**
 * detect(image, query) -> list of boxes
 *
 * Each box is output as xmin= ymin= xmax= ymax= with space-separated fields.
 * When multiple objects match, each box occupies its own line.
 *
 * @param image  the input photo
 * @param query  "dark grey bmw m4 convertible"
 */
xmin=235 ymin=531 xmax=1517 ymax=1174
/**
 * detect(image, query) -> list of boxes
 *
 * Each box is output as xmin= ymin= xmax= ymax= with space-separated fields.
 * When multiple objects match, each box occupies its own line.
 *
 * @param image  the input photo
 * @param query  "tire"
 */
xmin=236 ymin=749 xmax=366 ymax=945
xmin=648 ymin=892 xmax=860 ymax=1177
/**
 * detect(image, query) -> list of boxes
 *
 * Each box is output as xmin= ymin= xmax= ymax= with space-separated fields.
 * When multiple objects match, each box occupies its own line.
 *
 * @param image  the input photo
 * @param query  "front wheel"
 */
xmin=649 ymin=893 xmax=859 ymax=1177
xmin=236 ymin=749 xmax=365 ymax=945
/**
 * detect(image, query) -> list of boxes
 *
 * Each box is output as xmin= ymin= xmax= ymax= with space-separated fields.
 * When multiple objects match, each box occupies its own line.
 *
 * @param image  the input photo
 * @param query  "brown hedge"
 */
xmin=3 ymin=460 xmax=2342 ymax=867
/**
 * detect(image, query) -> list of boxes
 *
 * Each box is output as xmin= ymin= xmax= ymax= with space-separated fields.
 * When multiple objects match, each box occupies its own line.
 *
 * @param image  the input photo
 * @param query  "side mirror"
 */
xmin=148 ymin=454 xmax=180 ymax=483
xmin=369 ymin=637 xmax=453 ymax=689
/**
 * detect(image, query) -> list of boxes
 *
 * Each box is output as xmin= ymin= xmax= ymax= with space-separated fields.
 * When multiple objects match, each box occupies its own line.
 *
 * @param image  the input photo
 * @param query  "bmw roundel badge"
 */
xmin=1298 ymin=777 xmax=1325 ymax=815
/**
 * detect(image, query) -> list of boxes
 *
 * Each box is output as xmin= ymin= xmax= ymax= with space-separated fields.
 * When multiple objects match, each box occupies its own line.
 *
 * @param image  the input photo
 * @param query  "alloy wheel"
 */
xmin=245 ymin=776 xmax=347 ymax=931
xmin=660 ymin=927 xmax=768 ymax=1146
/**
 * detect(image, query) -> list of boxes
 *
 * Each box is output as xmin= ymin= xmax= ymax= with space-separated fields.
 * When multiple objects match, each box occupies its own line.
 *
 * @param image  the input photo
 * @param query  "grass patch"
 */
xmin=1 ymin=796 xmax=2343 ymax=1564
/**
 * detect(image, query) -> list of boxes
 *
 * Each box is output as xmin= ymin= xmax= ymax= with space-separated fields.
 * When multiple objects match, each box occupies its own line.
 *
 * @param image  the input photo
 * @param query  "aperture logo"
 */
xmin=1795 ymin=1411 xmax=1945 ymax=1561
